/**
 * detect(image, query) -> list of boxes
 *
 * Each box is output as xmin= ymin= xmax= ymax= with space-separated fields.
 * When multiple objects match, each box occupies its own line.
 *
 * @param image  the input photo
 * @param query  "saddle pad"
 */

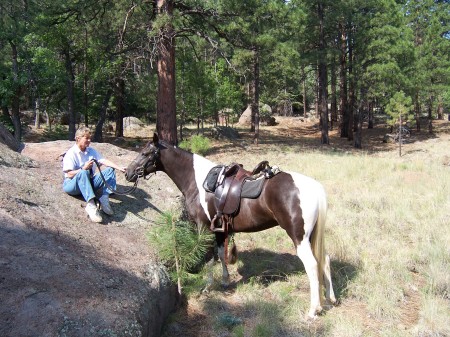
xmin=203 ymin=165 xmax=225 ymax=193
xmin=241 ymin=176 xmax=265 ymax=199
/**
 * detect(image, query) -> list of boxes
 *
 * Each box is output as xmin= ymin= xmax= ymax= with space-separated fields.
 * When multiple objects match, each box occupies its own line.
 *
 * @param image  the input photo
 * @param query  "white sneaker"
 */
xmin=99 ymin=195 xmax=114 ymax=215
xmin=86 ymin=200 xmax=102 ymax=223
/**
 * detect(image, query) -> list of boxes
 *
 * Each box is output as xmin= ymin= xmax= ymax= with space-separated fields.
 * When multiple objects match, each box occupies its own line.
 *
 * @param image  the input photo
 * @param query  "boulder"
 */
xmin=238 ymin=105 xmax=252 ymax=126
xmin=123 ymin=117 xmax=145 ymax=128
xmin=210 ymin=126 xmax=240 ymax=140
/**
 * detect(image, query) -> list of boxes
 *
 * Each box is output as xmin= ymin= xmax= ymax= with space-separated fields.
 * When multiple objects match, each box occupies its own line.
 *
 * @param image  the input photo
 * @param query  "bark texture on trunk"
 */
xmin=115 ymin=77 xmax=125 ymax=138
xmin=64 ymin=47 xmax=76 ymax=141
xmin=251 ymin=48 xmax=260 ymax=144
xmin=0 ymin=122 xmax=21 ymax=151
xmin=156 ymin=0 xmax=177 ymax=145
xmin=318 ymin=2 xmax=329 ymax=144
xmin=339 ymin=22 xmax=348 ymax=138
xmin=93 ymin=88 xmax=113 ymax=142
xmin=10 ymin=41 xmax=22 ymax=142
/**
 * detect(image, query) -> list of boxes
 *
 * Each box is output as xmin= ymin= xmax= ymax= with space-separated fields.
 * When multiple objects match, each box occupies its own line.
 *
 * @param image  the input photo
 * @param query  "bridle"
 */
xmin=134 ymin=147 xmax=160 ymax=180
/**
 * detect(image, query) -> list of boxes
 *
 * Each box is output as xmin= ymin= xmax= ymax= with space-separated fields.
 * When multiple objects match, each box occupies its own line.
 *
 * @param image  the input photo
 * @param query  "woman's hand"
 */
xmin=82 ymin=160 xmax=94 ymax=170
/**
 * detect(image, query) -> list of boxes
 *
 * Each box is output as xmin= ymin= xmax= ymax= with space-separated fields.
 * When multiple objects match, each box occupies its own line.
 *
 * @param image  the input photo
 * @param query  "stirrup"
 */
xmin=210 ymin=214 xmax=225 ymax=232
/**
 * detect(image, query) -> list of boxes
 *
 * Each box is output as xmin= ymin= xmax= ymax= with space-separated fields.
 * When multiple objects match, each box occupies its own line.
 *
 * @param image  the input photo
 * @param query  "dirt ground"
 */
xmin=0 ymin=139 xmax=179 ymax=337
xmin=0 ymin=116 xmax=448 ymax=337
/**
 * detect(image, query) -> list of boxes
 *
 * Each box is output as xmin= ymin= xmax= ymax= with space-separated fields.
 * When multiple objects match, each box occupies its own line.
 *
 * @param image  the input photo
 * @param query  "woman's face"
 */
xmin=76 ymin=133 xmax=91 ymax=151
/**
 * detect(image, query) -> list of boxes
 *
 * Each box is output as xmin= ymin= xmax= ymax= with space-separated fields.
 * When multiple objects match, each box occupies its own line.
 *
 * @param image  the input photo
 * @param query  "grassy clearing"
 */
xmin=161 ymin=133 xmax=450 ymax=337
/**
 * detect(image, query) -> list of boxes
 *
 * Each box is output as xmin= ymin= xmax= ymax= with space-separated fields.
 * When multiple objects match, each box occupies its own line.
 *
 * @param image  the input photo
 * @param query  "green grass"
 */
xmin=162 ymin=144 xmax=450 ymax=336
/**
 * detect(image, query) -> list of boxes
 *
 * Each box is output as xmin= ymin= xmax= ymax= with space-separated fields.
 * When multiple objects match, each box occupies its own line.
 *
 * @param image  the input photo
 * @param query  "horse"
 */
xmin=125 ymin=133 xmax=336 ymax=318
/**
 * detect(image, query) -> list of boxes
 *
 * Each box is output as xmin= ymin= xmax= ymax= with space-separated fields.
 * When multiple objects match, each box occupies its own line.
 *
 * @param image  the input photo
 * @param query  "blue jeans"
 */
xmin=63 ymin=167 xmax=116 ymax=202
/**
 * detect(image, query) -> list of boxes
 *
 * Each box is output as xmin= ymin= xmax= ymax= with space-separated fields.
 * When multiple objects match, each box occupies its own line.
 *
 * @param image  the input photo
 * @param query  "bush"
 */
xmin=179 ymin=135 xmax=211 ymax=155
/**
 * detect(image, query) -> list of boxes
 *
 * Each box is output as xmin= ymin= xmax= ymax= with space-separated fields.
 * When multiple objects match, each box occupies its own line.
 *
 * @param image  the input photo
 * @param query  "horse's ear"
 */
xmin=153 ymin=133 xmax=159 ymax=144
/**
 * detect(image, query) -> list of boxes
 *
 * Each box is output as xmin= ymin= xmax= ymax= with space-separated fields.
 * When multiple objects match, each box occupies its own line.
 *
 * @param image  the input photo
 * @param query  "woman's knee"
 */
xmin=102 ymin=167 xmax=116 ymax=179
xmin=77 ymin=169 xmax=91 ymax=179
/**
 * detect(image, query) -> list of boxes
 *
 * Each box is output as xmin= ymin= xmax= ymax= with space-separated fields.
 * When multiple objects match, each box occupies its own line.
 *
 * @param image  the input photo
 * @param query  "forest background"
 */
xmin=0 ymin=0 xmax=449 ymax=148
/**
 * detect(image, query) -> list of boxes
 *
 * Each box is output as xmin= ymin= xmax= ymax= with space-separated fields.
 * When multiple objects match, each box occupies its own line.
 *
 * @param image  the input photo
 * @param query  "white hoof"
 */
xmin=306 ymin=305 xmax=322 ymax=319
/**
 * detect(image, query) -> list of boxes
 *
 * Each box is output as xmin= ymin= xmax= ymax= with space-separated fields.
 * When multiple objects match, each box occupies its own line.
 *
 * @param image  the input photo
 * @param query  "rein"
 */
xmin=92 ymin=159 xmax=140 ymax=195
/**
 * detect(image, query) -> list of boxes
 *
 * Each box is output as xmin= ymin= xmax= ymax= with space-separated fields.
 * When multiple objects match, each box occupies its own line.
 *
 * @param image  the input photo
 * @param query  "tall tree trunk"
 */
xmin=34 ymin=97 xmax=41 ymax=129
xmin=437 ymin=96 xmax=444 ymax=120
xmin=83 ymin=27 xmax=89 ymax=126
xmin=302 ymin=67 xmax=307 ymax=117
xmin=251 ymin=47 xmax=260 ymax=144
xmin=318 ymin=1 xmax=329 ymax=144
xmin=414 ymin=91 xmax=421 ymax=132
xmin=64 ymin=47 xmax=76 ymax=140
xmin=114 ymin=77 xmax=125 ymax=137
xmin=93 ymin=88 xmax=113 ymax=142
xmin=10 ymin=41 xmax=22 ymax=142
xmin=314 ymin=71 xmax=319 ymax=119
xmin=354 ymin=88 xmax=365 ymax=149
xmin=156 ymin=0 xmax=177 ymax=145
xmin=339 ymin=22 xmax=348 ymax=138
xmin=347 ymin=26 xmax=354 ymax=141
xmin=330 ymin=60 xmax=337 ymax=130
xmin=368 ymin=102 xmax=374 ymax=129
xmin=0 ymin=122 xmax=21 ymax=151
xmin=427 ymin=96 xmax=433 ymax=133
xmin=179 ymin=72 xmax=186 ymax=141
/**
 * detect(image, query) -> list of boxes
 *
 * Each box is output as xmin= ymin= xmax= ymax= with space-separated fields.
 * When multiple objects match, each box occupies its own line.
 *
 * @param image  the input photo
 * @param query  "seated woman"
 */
xmin=62 ymin=126 xmax=126 ymax=223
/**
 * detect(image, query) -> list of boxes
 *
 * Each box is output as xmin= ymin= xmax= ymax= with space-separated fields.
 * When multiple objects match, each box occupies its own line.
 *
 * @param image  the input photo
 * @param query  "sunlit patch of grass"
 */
xmin=416 ymin=294 xmax=450 ymax=336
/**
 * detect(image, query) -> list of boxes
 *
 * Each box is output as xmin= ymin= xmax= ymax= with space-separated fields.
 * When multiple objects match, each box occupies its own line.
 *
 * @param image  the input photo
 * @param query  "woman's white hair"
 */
xmin=75 ymin=126 xmax=91 ymax=140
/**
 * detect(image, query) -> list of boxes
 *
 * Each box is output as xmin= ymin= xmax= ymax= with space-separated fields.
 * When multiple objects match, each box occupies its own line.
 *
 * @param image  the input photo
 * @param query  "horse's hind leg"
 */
xmin=324 ymin=254 xmax=336 ymax=304
xmin=297 ymin=239 xmax=322 ymax=318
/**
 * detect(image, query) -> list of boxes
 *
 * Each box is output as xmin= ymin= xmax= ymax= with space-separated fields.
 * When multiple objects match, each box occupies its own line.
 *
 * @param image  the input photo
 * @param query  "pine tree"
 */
xmin=148 ymin=212 xmax=214 ymax=295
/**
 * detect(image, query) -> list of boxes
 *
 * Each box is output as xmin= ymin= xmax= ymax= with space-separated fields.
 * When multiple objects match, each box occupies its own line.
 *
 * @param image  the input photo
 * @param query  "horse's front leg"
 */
xmin=202 ymin=256 xmax=215 ymax=293
xmin=217 ymin=243 xmax=230 ymax=287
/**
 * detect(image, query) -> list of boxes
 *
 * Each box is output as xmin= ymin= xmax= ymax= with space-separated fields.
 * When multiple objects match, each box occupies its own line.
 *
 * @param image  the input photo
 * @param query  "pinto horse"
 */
xmin=125 ymin=133 xmax=336 ymax=318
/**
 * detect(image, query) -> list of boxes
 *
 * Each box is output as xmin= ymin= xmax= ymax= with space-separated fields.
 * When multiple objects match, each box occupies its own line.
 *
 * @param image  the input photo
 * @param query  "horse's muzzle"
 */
xmin=125 ymin=170 xmax=137 ymax=182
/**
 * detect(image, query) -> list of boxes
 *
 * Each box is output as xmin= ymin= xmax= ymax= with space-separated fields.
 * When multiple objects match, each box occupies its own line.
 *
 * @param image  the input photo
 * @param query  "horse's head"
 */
xmin=125 ymin=133 xmax=162 ymax=182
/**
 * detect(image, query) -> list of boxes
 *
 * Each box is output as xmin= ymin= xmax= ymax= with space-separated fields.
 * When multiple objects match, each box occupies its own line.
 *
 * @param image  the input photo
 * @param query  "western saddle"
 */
xmin=209 ymin=161 xmax=273 ymax=232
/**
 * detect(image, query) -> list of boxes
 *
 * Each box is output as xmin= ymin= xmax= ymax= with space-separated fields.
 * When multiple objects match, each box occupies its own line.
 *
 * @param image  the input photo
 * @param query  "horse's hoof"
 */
xmin=305 ymin=313 xmax=319 ymax=321
xmin=306 ymin=306 xmax=322 ymax=320
xmin=221 ymin=277 xmax=230 ymax=288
